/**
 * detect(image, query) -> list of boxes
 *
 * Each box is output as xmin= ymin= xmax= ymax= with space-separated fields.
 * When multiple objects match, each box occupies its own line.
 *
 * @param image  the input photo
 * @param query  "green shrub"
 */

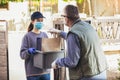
xmin=117 ymin=58 xmax=120 ymax=80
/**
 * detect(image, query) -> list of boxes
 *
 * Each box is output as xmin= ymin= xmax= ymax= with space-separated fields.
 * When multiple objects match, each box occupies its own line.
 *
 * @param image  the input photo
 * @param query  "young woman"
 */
xmin=20 ymin=11 xmax=50 ymax=80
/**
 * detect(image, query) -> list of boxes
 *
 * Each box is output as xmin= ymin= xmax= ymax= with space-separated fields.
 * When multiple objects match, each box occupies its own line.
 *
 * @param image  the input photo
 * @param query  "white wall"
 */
xmin=8 ymin=31 xmax=26 ymax=80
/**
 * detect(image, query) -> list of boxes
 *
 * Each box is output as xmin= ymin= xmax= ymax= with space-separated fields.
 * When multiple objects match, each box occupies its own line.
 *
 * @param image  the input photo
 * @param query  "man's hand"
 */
xmin=48 ymin=28 xmax=61 ymax=34
xmin=51 ymin=60 xmax=58 ymax=69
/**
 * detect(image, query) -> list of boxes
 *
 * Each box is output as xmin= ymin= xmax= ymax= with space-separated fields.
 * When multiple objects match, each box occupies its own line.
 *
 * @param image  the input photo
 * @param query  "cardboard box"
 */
xmin=34 ymin=37 xmax=64 ymax=69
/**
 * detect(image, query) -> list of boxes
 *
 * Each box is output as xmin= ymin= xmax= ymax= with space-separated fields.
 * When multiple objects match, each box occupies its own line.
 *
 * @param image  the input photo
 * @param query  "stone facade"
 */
xmin=0 ymin=31 xmax=8 ymax=80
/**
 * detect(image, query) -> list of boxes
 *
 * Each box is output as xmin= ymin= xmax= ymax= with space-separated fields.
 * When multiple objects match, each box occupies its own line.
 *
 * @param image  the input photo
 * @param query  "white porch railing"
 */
xmin=90 ymin=17 xmax=120 ymax=53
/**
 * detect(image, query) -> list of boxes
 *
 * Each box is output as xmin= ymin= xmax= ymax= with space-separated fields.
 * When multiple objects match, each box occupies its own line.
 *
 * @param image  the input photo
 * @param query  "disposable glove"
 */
xmin=28 ymin=48 xmax=36 ymax=55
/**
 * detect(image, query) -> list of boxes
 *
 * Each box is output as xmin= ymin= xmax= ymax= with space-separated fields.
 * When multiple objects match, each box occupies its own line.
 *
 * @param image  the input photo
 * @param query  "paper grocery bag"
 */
xmin=37 ymin=38 xmax=61 ymax=52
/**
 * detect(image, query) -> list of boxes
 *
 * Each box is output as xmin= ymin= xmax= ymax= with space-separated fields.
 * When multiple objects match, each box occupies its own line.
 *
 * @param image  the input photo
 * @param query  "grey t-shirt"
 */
xmin=20 ymin=31 xmax=48 ymax=76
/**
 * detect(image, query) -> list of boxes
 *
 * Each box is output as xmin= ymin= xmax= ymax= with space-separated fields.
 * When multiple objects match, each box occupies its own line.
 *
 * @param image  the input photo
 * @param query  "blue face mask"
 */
xmin=35 ymin=22 xmax=43 ymax=30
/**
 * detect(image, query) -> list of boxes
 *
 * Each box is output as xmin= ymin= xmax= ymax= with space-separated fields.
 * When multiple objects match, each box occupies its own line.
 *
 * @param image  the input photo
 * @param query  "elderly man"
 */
xmin=50 ymin=5 xmax=107 ymax=80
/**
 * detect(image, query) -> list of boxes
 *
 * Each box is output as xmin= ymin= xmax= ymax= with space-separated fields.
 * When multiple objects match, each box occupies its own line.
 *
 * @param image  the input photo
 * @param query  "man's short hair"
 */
xmin=64 ymin=5 xmax=79 ymax=21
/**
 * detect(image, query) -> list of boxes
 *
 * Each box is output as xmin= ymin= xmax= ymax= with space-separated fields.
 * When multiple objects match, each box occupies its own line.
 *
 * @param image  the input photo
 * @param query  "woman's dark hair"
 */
xmin=28 ymin=22 xmax=34 ymax=32
xmin=65 ymin=5 xmax=79 ymax=21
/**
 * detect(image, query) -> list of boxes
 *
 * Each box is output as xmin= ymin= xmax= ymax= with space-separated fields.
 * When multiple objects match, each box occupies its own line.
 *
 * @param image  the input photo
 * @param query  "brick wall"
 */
xmin=0 ymin=31 xmax=8 ymax=80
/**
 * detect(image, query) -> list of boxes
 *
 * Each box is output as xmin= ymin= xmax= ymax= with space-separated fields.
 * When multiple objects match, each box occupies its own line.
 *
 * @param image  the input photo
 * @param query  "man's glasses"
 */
xmin=61 ymin=15 xmax=68 ymax=18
